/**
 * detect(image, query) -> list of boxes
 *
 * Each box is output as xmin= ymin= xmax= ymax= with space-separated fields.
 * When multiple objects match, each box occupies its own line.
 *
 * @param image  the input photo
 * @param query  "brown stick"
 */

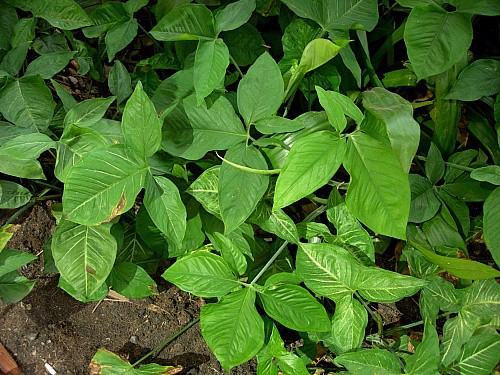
xmin=0 ymin=342 xmax=22 ymax=375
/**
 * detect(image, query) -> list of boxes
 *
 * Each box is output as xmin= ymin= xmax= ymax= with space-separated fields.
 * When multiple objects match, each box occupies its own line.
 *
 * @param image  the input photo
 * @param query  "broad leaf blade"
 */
xmin=215 ymin=0 xmax=256 ymax=33
xmin=330 ymin=294 xmax=367 ymax=354
xmin=483 ymin=187 xmax=500 ymax=267
xmin=64 ymin=97 xmax=116 ymax=128
xmin=333 ymin=349 xmax=401 ymax=375
xmin=0 ymin=181 xmax=31 ymax=209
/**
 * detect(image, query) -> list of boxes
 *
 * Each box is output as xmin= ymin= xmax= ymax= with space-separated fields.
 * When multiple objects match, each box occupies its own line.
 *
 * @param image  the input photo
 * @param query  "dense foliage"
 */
xmin=0 ymin=0 xmax=499 ymax=373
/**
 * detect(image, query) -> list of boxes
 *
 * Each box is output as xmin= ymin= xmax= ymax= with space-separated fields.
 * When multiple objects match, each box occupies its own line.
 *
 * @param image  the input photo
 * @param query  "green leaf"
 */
xmin=453 ymin=0 xmax=500 ymax=16
xmin=470 ymin=165 xmax=500 ymax=185
xmin=64 ymin=97 xmax=116 ymax=128
xmin=280 ymin=18 xmax=321 ymax=72
xmin=194 ymin=38 xmax=229 ymax=104
xmin=0 ymin=122 xmax=33 ymax=147
xmin=0 ymin=250 xmax=37 ymax=277
xmin=316 ymin=87 xmax=347 ymax=132
xmin=6 ymin=0 xmax=92 ymax=29
xmin=281 ymin=0 xmax=379 ymax=32
xmin=426 ymin=143 xmax=445 ymax=184
xmin=484 ymin=187 xmax=500 ymax=267
xmin=419 ymin=275 xmax=461 ymax=319
xmin=344 ymin=132 xmax=410 ymax=239
xmin=209 ymin=232 xmax=247 ymax=275
xmin=24 ymin=51 xmax=75 ymax=79
xmin=0 ymin=2 xmax=17 ymax=51
xmin=219 ymin=143 xmax=269 ymax=233
xmin=150 ymin=4 xmax=216 ymax=41
xmin=55 ymin=125 xmax=109 ymax=183
xmin=108 ymin=262 xmax=157 ymax=299
xmin=361 ymin=87 xmax=420 ymax=174
xmin=105 ymin=18 xmax=138 ymax=62
xmin=0 ymin=181 xmax=31 ymax=209
xmin=124 ymin=0 xmax=148 ymax=15
xmin=0 ymin=224 xmax=17 ymax=252
xmin=201 ymin=288 xmax=264 ymax=371
xmin=52 ymin=220 xmax=117 ymax=298
xmin=63 ymin=145 xmax=148 ymax=225
xmin=162 ymin=251 xmax=239 ymax=298
xmin=274 ymin=131 xmax=346 ymax=209
xmin=187 ymin=166 xmax=221 ymax=217
xmin=254 ymin=116 xmax=305 ymax=135
xmin=122 ymin=81 xmax=161 ymax=158
xmin=410 ymin=240 xmax=500 ymax=279
xmin=333 ymin=349 xmax=401 ymax=375
xmin=405 ymin=320 xmax=440 ymax=374
xmin=50 ymin=79 xmax=77 ymax=111
xmin=0 ymin=271 xmax=35 ymax=304
xmin=330 ymin=294 xmax=367 ymax=354
xmin=447 ymin=334 xmax=500 ymax=375
xmin=215 ymin=0 xmax=256 ymax=33
xmin=152 ymin=68 xmax=194 ymax=114
xmin=0 ymin=75 xmax=54 ymax=130
xmin=237 ymin=52 xmax=284 ymax=124
xmin=258 ymin=283 xmax=331 ymax=332
xmin=445 ymin=59 xmax=500 ymax=101
xmin=118 ymin=222 xmax=159 ymax=273
xmin=408 ymin=174 xmax=441 ymax=223
xmin=162 ymin=93 xmax=246 ymax=159
xmin=144 ymin=175 xmax=186 ymax=249
xmin=221 ymin=23 xmax=265 ymax=67
xmin=404 ymin=5 xmax=472 ymax=80
xmin=249 ymin=203 xmax=299 ymax=244
xmin=109 ymin=61 xmax=133 ymax=105
xmin=91 ymin=348 xmax=178 ymax=374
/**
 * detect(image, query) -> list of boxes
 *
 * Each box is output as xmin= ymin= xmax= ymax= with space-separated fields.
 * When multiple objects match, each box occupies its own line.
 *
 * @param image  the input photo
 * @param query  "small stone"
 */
xmin=31 ymin=349 xmax=37 ymax=356
xmin=24 ymin=303 xmax=32 ymax=311
xmin=46 ymin=339 xmax=52 ymax=345
xmin=130 ymin=335 xmax=138 ymax=344
xmin=27 ymin=333 xmax=38 ymax=341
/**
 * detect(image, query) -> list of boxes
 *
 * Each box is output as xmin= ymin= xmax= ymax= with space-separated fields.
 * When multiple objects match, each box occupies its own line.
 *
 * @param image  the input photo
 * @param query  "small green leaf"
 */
xmin=162 ymin=251 xmax=239 ymax=298
xmin=316 ymin=86 xmax=347 ymax=132
xmin=91 ymin=348 xmax=178 ymax=374
xmin=109 ymin=61 xmax=133 ymax=105
xmin=0 ymin=181 xmax=32 ymax=209
xmin=105 ymin=18 xmax=138 ymax=62
xmin=406 ymin=320 xmax=440 ymax=375
xmin=144 ymin=175 xmax=186 ymax=249
xmin=274 ymin=131 xmax=346 ymax=209
xmin=108 ymin=262 xmax=157 ymax=299
xmin=64 ymin=97 xmax=116 ymax=128
xmin=0 ymin=250 xmax=37 ymax=277
xmin=0 ymin=271 xmax=35 ymax=304
xmin=187 ymin=166 xmax=221 ymax=217
xmin=237 ymin=52 xmax=284 ymax=124
xmin=25 ymin=51 xmax=75 ymax=79
xmin=201 ymin=288 xmax=264 ymax=371
xmin=333 ymin=349 xmax=401 ymax=375
xmin=253 ymin=116 xmax=305 ymax=135
xmin=330 ymin=294 xmax=367 ymax=354
xmin=445 ymin=59 xmax=500 ymax=101
xmin=426 ymin=143 xmax=445 ymax=184
xmin=249 ymin=203 xmax=299 ymax=244
xmin=470 ymin=165 xmax=500 ymax=185
xmin=215 ymin=0 xmax=255 ymax=33
xmin=408 ymin=174 xmax=441 ymax=223
xmin=52 ymin=220 xmax=117 ymax=299
xmin=219 ymin=143 xmax=269 ymax=233
xmin=480 ymin=187 xmax=500 ymax=267
xmin=150 ymin=4 xmax=216 ymax=41
xmin=151 ymin=68 xmax=194 ymax=115
xmin=259 ymin=283 xmax=331 ymax=332
xmin=122 ymin=81 xmax=161 ymax=158
xmin=194 ymin=38 xmax=229 ymax=104
xmin=221 ymin=23 xmax=265 ymax=67
xmin=410 ymin=240 xmax=500 ymax=279
xmin=404 ymin=5 xmax=472 ymax=80
xmin=209 ymin=232 xmax=247 ymax=275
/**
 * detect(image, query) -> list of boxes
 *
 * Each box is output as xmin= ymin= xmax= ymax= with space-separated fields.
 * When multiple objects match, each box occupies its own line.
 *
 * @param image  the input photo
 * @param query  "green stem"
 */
xmin=384 ymin=312 xmax=450 ymax=335
xmin=32 ymin=180 xmax=62 ymax=192
xmin=36 ymin=194 xmax=62 ymax=201
xmin=132 ymin=317 xmax=200 ymax=367
xmin=415 ymin=155 xmax=475 ymax=172
xmin=216 ymin=152 xmax=281 ymax=175
xmin=355 ymin=291 xmax=383 ymax=336
xmin=229 ymin=54 xmax=244 ymax=78
xmin=5 ymin=200 xmax=37 ymax=225
xmin=138 ymin=22 xmax=164 ymax=52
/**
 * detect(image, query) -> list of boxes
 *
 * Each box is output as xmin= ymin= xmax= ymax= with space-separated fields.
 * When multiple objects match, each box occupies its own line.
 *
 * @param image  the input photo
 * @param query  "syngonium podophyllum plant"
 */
xmin=0 ymin=0 xmax=500 ymax=373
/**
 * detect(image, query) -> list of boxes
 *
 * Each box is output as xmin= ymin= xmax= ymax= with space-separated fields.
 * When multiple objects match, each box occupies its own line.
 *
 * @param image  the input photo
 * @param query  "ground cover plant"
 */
xmin=0 ymin=0 xmax=499 ymax=373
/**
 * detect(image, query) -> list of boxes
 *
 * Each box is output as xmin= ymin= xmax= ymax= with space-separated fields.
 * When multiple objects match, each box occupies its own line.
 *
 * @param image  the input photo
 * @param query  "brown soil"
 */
xmin=0 ymin=203 xmax=256 ymax=374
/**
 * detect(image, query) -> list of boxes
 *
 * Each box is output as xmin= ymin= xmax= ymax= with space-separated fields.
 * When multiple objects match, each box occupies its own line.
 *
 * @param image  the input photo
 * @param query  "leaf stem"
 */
xmin=414 ymin=155 xmax=475 ymax=172
xmin=216 ymin=152 xmax=281 ymax=175
xmin=132 ymin=316 xmax=200 ymax=367
xmin=138 ymin=22 xmax=164 ymax=52
xmin=384 ymin=312 xmax=450 ymax=335
xmin=229 ymin=54 xmax=244 ymax=78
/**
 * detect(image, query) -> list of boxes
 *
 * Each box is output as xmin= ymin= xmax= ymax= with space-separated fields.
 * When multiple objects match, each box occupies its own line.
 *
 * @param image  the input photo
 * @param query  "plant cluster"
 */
xmin=0 ymin=0 xmax=499 ymax=374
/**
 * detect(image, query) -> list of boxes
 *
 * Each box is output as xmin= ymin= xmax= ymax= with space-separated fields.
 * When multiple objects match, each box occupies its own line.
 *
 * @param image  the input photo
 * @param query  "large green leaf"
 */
xmin=0 ymin=181 xmax=31 ymax=209
xmin=105 ymin=18 xmax=138 ymax=62
xmin=24 ymin=51 xmax=75 ymax=79
xmin=63 ymin=97 xmax=116 ymax=128
xmin=453 ymin=0 xmax=500 ymax=16
xmin=91 ymin=349 xmax=178 ymax=374
xmin=187 ymin=166 xmax=221 ymax=217
xmin=447 ymin=334 xmax=500 ymax=375
xmin=150 ymin=3 xmax=216 ymax=41
xmin=361 ymin=87 xmax=420 ymax=173
xmin=0 ymin=75 xmax=54 ymax=130
xmin=162 ymin=93 xmax=246 ymax=159
xmin=333 ymin=349 xmax=401 ymax=375
xmin=445 ymin=59 xmax=500 ymax=101
xmin=281 ymin=0 xmax=378 ymax=32
xmin=55 ymin=125 xmax=109 ymax=183
xmin=194 ymin=38 xmax=229 ymax=104
xmin=330 ymin=294 xmax=367 ymax=354
xmin=274 ymin=131 xmax=346 ymax=209
xmin=5 ymin=0 xmax=92 ymax=29
xmin=258 ymin=283 xmax=331 ymax=332
xmin=404 ymin=5 xmax=472 ymax=80
xmin=144 ymin=175 xmax=186 ymax=249
xmin=483 ymin=187 xmax=500 ymax=267
xmin=162 ymin=251 xmax=239 ymax=297
xmin=122 ymin=81 xmax=161 ymax=158
xmin=201 ymin=288 xmax=264 ymax=371
xmin=52 ymin=220 xmax=117 ymax=298
xmin=219 ymin=143 xmax=269 ymax=233
xmin=63 ymin=145 xmax=148 ymax=225
xmin=214 ymin=0 xmax=256 ymax=33
xmin=237 ymin=52 xmax=284 ymax=125
xmin=344 ymin=132 xmax=410 ymax=239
